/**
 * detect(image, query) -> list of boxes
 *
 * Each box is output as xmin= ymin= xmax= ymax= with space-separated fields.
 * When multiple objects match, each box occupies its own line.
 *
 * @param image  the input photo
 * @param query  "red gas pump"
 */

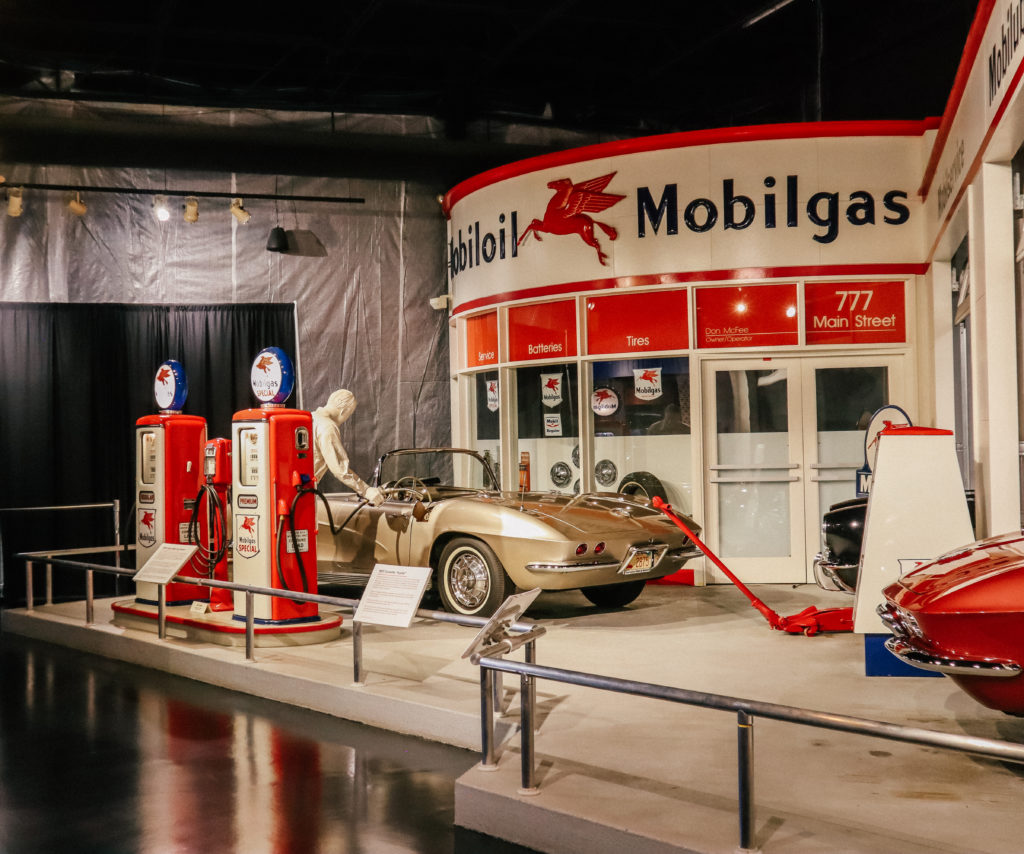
xmin=191 ymin=438 xmax=233 ymax=611
xmin=135 ymin=360 xmax=208 ymax=606
xmin=231 ymin=347 xmax=318 ymax=623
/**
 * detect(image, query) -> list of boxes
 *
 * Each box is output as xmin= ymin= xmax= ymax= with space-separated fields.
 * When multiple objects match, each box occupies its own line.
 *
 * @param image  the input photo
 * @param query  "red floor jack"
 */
xmin=652 ymin=496 xmax=853 ymax=636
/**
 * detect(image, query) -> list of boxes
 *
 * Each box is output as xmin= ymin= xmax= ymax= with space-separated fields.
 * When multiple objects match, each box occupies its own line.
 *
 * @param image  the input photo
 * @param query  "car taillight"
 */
xmin=594 ymin=542 xmax=606 ymax=554
xmin=576 ymin=543 xmax=588 ymax=556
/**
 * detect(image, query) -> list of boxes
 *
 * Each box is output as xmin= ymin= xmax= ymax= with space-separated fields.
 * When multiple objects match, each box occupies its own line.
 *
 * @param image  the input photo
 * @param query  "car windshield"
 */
xmin=376 ymin=449 xmax=498 ymax=491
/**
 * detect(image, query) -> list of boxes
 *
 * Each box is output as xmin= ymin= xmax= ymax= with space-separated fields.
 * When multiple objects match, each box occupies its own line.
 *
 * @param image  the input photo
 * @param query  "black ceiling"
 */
xmin=0 ymin=0 xmax=980 ymax=187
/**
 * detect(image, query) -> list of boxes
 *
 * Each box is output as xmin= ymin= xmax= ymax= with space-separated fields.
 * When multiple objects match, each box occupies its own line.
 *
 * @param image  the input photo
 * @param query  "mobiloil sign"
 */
xmin=449 ymin=172 xmax=910 ymax=278
xmin=444 ymin=126 xmax=924 ymax=308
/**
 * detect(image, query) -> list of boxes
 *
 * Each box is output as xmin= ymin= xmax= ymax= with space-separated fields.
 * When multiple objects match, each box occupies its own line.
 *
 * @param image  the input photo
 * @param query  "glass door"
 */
xmin=703 ymin=355 xmax=904 ymax=583
xmin=702 ymin=359 xmax=805 ymax=582
xmin=802 ymin=356 xmax=902 ymax=571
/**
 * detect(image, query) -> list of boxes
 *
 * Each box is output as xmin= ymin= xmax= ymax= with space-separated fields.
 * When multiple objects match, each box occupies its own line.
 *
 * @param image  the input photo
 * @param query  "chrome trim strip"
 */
xmin=884 ymin=637 xmax=1022 ymax=679
xmin=524 ymin=560 xmax=619 ymax=574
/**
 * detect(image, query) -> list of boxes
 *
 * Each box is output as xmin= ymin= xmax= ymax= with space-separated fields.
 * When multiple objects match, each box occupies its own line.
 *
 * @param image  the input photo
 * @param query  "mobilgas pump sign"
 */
xmin=446 ymin=130 xmax=923 ymax=310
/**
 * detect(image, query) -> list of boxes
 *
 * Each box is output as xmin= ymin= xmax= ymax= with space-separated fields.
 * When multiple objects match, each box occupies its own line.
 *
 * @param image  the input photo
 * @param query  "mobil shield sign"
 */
xmin=443 ymin=122 xmax=927 ymax=313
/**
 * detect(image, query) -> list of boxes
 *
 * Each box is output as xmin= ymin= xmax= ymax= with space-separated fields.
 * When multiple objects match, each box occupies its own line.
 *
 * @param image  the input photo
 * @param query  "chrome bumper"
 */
xmin=883 ymin=637 xmax=1022 ymax=679
xmin=525 ymin=543 xmax=701 ymax=575
xmin=812 ymin=553 xmax=856 ymax=594
xmin=524 ymin=559 xmax=619 ymax=574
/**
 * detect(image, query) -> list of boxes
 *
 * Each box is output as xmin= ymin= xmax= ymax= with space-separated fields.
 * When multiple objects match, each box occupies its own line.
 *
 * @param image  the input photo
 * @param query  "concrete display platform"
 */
xmin=5 ymin=583 xmax=1024 ymax=854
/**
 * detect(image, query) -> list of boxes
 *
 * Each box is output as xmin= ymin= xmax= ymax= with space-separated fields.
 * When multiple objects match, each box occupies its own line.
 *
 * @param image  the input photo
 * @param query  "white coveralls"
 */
xmin=311 ymin=389 xmax=384 ymax=505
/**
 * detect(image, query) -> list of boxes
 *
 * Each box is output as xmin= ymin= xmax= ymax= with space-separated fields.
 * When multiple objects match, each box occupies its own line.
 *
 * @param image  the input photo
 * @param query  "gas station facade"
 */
xmin=443 ymin=1 xmax=1024 ymax=585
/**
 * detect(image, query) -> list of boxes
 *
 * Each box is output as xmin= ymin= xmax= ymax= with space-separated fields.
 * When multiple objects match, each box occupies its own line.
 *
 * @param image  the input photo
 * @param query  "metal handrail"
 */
xmin=18 ymin=546 xmax=537 ymax=688
xmin=473 ymin=655 xmax=1024 ymax=854
xmin=0 ymin=500 xmax=121 ymax=602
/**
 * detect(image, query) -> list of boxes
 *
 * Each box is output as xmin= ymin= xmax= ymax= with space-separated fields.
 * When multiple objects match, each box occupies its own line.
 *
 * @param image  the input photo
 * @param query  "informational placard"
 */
xmin=133 ymin=543 xmax=198 ymax=585
xmin=804 ymin=280 xmax=906 ymax=345
xmin=695 ymin=283 xmax=799 ymax=348
xmin=508 ymin=299 xmax=577 ymax=361
xmin=461 ymin=588 xmax=541 ymax=660
xmin=585 ymin=289 xmax=688 ymax=354
xmin=465 ymin=311 xmax=499 ymax=367
xmin=353 ymin=564 xmax=432 ymax=628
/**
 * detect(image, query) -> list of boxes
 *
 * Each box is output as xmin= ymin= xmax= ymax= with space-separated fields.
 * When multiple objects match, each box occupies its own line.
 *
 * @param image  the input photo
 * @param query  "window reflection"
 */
xmin=590 ymin=357 xmax=693 ymax=512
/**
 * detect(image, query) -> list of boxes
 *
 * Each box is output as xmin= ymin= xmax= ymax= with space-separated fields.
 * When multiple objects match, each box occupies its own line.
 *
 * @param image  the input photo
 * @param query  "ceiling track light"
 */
xmin=7 ymin=186 xmax=24 ymax=217
xmin=229 ymin=198 xmax=250 ymax=224
xmin=183 ymin=196 xmax=199 ymax=224
xmin=67 ymin=191 xmax=87 ymax=216
xmin=153 ymin=194 xmax=170 ymax=222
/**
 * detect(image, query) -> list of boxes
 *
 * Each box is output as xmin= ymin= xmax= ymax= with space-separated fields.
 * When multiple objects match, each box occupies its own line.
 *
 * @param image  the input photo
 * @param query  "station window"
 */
xmin=590 ymin=357 xmax=693 ymax=512
xmin=515 ymin=363 xmax=579 ymax=493
xmin=470 ymin=370 xmax=501 ymax=486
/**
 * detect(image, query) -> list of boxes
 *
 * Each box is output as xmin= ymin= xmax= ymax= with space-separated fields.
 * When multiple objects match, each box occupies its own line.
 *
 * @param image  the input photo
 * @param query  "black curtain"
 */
xmin=0 ymin=302 xmax=296 ymax=605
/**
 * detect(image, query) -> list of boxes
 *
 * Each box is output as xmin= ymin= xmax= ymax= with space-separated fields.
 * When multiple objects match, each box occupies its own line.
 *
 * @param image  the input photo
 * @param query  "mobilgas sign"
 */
xmin=446 ymin=131 xmax=922 ymax=310
xmin=449 ymin=173 xmax=909 ymax=281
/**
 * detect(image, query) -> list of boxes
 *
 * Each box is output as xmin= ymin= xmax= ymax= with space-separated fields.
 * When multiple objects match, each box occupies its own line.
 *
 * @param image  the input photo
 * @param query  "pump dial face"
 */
xmin=250 ymin=347 xmax=295 ymax=404
xmin=154 ymin=359 xmax=188 ymax=412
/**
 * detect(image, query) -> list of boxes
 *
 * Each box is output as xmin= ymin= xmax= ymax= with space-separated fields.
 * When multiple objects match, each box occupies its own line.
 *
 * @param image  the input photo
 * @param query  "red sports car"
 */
xmin=879 ymin=531 xmax=1024 ymax=715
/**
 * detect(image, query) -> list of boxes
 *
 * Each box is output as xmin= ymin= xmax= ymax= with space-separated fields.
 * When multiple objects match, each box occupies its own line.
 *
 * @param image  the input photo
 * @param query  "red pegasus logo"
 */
xmin=594 ymin=389 xmax=614 ymax=403
xmin=156 ymin=367 xmax=172 ymax=385
xmin=518 ymin=172 xmax=625 ymax=266
xmin=544 ymin=377 xmax=560 ymax=391
xmin=488 ymin=382 xmax=497 ymax=394
xmin=639 ymin=369 xmax=659 ymax=383
xmin=240 ymin=516 xmax=257 ymax=536
xmin=140 ymin=511 xmax=155 ymax=530
xmin=254 ymin=355 xmax=275 ymax=373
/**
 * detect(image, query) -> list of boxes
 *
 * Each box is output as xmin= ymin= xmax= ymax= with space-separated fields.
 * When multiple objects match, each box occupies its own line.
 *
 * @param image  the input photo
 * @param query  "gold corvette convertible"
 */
xmin=316 ymin=447 xmax=702 ymax=616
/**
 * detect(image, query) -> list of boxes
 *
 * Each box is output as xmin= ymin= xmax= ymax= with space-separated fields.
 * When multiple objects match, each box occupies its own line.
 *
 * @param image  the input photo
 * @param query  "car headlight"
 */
xmin=550 ymin=461 xmax=573 ymax=487
xmin=595 ymin=459 xmax=618 ymax=486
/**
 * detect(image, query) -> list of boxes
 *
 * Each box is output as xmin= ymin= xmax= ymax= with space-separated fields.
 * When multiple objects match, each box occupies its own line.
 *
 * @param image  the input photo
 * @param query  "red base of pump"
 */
xmin=651 ymin=497 xmax=853 ymax=636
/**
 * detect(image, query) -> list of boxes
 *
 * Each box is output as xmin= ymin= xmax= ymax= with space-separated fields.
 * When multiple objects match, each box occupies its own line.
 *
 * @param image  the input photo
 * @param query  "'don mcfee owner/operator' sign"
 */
xmin=695 ymin=283 xmax=799 ymax=348
xmin=804 ymin=280 xmax=905 ymax=345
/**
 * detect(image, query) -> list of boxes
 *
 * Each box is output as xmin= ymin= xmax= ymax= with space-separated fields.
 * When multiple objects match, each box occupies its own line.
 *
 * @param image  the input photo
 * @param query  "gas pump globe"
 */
xmin=135 ymin=360 xmax=208 ymax=605
xmin=230 ymin=347 xmax=319 ymax=623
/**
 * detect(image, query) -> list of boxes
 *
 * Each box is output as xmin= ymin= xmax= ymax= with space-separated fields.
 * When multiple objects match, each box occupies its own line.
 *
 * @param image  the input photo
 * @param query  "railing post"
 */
xmin=45 ymin=562 xmax=52 ymax=605
xmin=25 ymin=560 xmax=33 ymax=611
xmin=525 ymin=638 xmax=537 ymax=725
xmin=157 ymin=585 xmax=167 ymax=640
xmin=493 ymin=668 xmax=505 ymax=716
xmin=85 ymin=569 xmax=94 ymax=625
xmin=480 ymin=666 xmax=497 ymax=769
xmin=519 ymin=668 xmax=538 ymax=795
xmin=352 ymin=620 xmax=364 ymax=685
xmin=113 ymin=499 xmax=122 ymax=594
xmin=737 ymin=709 xmax=757 ymax=853
xmin=245 ymin=591 xmax=256 ymax=661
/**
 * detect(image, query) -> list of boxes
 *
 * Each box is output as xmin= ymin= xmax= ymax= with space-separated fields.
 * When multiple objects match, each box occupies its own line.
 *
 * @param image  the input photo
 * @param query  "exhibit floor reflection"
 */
xmin=0 ymin=630 xmax=532 ymax=854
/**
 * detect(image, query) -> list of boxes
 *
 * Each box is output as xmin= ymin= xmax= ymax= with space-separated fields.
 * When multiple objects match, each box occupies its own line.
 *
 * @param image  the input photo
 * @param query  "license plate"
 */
xmin=621 ymin=548 xmax=656 ymax=575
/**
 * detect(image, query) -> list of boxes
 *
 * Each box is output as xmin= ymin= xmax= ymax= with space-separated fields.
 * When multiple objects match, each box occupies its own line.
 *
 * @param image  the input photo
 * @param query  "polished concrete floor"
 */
xmin=6 ymin=582 xmax=1024 ymax=853
xmin=0 ymin=627 xmax=535 ymax=854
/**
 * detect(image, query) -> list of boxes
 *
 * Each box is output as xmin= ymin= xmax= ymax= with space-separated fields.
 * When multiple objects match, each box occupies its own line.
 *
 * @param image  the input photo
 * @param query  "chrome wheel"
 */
xmin=438 ymin=538 xmax=510 ymax=617
xmin=447 ymin=548 xmax=490 ymax=610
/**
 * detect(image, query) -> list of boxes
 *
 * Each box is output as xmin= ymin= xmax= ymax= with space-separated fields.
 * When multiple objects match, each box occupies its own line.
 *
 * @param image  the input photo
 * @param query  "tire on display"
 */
xmin=437 ymin=537 xmax=511 ymax=617
xmin=616 ymin=471 xmax=668 ymax=503
xmin=581 ymin=579 xmax=647 ymax=608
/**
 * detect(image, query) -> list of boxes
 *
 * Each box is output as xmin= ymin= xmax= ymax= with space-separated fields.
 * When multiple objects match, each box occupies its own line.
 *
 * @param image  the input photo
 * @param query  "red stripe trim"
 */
xmin=443 ymin=120 xmax=938 ymax=218
xmin=919 ymin=0 xmax=998 ymax=198
xmin=926 ymin=14 xmax=1024 ymax=259
xmin=111 ymin=601 xmax=344 ymax=634
xmin=452 ymin=263 xmax=928 ymax=315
